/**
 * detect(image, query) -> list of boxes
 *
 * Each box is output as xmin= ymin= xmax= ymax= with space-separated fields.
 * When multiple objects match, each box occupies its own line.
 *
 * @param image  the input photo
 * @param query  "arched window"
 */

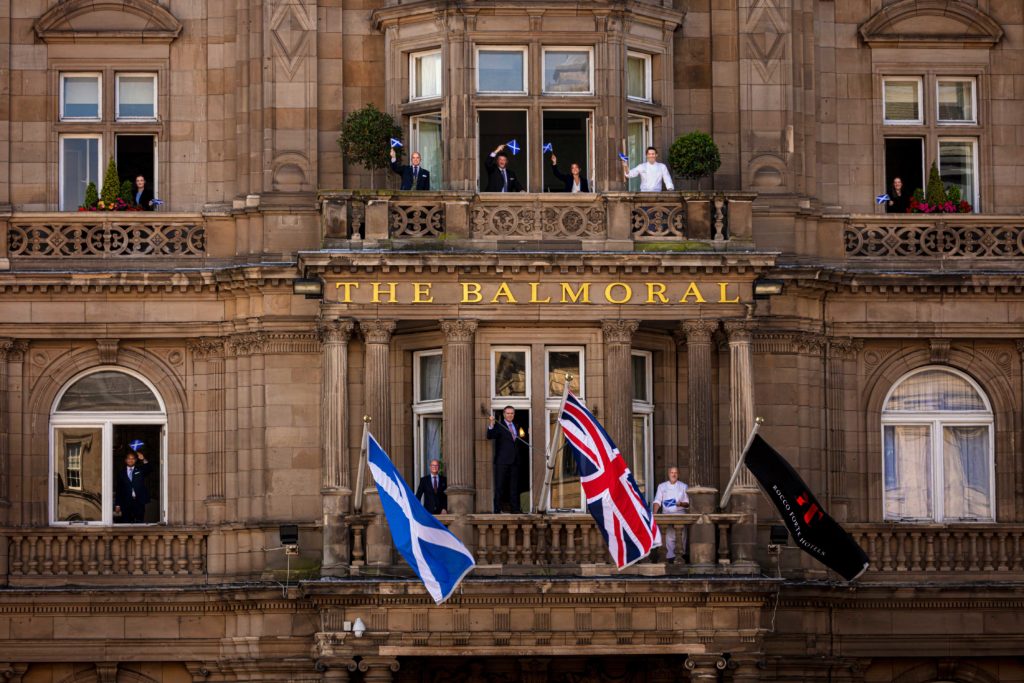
xmin=50 ymin=369 xmax=167 ymax=525
xmin=882 ymin=367 xmax=994 ymax=522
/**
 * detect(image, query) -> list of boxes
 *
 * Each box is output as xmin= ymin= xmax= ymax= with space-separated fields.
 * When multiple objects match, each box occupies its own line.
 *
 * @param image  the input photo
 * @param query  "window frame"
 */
xmin=491 ymin=346 xmax=532 ymax=404
xmin=475 ymin=46 xmax=529 ymax=95
xmin=58 ymin=133 xmax=103 ymax=212
xmin=410 ymin=113 xmax=443 ymax=188
xmin=412 ymin=350 xmax=443 ymax=481
xmin=626 ymin=51 xmax=653 ymax=103
xmin=541 ymin=46 xmax=595 ymax=96
xmin=880 ymin=366 xmax=994 ymax=523
xmin=631 ymin=350 xmax=654 ymax=502
xmin=115 ymin=72 xmax=158 ymax=121
xmin=882 ymin=77 xmax=924 ymax=126
xmin=544 ymin=346 xmax=586 ymax=512
xmin=936 ymin=77 xmax=977 ymax=125
xmin=59 ymin=72 xmax=102 ymax=121
xmin=938 ymin=136 xmax=980 ymax=211
xmin=409 ymin=49 xmax=442 ymax=102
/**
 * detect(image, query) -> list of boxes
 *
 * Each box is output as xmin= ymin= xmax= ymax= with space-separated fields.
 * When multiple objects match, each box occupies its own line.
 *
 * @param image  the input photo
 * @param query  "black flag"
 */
xmin=744 ymin=435 xmax=869 ymax=581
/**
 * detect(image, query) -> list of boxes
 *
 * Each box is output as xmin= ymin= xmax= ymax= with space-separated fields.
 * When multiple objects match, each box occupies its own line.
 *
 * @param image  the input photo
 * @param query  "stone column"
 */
xmin=678 ymin=320 xmax=719 ymax=568
xmin=685 ymin=654 xmax=725 ymax=682
xmin=441 ymin=320 xmax=478 ymax=546
xmin=725 ymin=321 xmax=758 ymax=570
xmin=602 ymin=320 xmax=640 ymax=462
xmin=0 ymin=339 xmax=11 ymax=511
xmin=731 ymin=656 xmax=765 ymax=682
xmin=358 ymin=657 xmax=400 ymax=683
xmin=361 ymin=320 xmax=397 ymax=568
xmin=320 ymin=318 xmax=355 ymax=576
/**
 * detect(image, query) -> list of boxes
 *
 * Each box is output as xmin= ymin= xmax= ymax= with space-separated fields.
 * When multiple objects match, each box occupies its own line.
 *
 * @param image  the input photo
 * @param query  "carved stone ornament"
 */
xmin=319 ymin=318 xmax=355 ymax=345
xmin=188 ymin=337 xmax=226 ymax=360
xmin=601 ymin=319 xmax=640 ymax=344
xmin=724 ymin=320 xmax=754 ymax=343
xmin=96 ymin=338 xmax=119 ymax=365
xmin=679 ymin=319 xmax=719 ymax=344
xmin=441 ymin=319 xmax=478 ymax=343
xmin=360 ymin=319 xmax=397 ymax=344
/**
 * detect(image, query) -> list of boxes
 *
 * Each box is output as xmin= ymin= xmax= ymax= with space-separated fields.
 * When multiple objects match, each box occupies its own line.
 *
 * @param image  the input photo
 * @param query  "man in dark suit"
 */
xmin=487 ymin=405 xmax=527 ymax=513
xmin=415 ymin=458 xmax=447 ymax=514
xmin=389 ymin=149 xmax=431 ymax=190
xmin=114 ymin=444 xmax=151 ymax=523
xmin=483 ymin=144 xmax=524 ymax=192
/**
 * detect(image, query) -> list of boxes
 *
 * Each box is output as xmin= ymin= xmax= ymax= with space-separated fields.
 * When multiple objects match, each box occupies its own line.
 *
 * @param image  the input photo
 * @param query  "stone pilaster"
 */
xmin=189 ymin=337 xmax=227 ymax=523
xmin=360 ymin=319 xmax=396 ymax=568
xmin=602 ymin=320 xmax=639 ymax=463
xmin=0 ymin=339 xmax=12 ymax=510
xmin=358 ymin=657 xmax=400 ymax=683
xmin=441 ymin=320 xmax=477 ymax=544
xmin=320 ymin=317 xmax=355 ymax=576
xmin=685 ymin=654 xmax=726 ymax=682
xmin=725 ymin=321 xmax=758 ymax=570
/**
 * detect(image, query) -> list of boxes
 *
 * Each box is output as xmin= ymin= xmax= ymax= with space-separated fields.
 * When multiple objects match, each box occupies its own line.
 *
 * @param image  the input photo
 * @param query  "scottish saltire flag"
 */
xmin=876 ymin=193 xmax=889 ymax=204
xmin=367 ymin=433 xmax=475 ymax=604
xmin=618 ymin=153 xmax=629 ymax=162
xmin=390 ymin=138 xmax=403 ymax=148
xmin=558 ymin=391 xmax=660 ymax=569
xmin=506 ymin=139 xmax=520 ymax=155
xmin=542 ymin=143 xmax=553 ymax=153
xmin=129 ymin=440 xmax=144 ymax=451
xmin=151 ymin=199 xmax=164 ymax=206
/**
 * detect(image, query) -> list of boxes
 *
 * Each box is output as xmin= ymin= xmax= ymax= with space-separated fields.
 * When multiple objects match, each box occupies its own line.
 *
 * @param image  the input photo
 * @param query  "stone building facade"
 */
xmin=1 ymin=0 xmax=1024 ymax=682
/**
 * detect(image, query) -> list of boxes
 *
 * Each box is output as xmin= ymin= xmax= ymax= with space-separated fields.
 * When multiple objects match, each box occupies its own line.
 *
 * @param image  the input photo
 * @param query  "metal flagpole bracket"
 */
xmin=353 ymin=416 xmax=371 ymax=514
xmin=719 ymin=416 xmax=764 ymax=510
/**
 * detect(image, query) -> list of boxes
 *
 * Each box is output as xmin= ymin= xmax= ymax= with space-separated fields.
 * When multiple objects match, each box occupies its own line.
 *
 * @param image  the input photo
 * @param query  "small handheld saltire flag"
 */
xmin=542 ymin=143 xmax=553 ymax=153
xmin=129 ymin=440 xmax=144 ymax=451
xmin=367 ymin=433 xmax=475 ymax=604
xmin=506 ymin=139 xmax=520 ymax=155
xmin=151 ymin=199 xmax=164 ymax=206
xmin=876 ymin=193 xmax=889 ymax=204
xmin=618 ymin=153 xmax=629 ymax=162
xmin=390 ymin=138 xmax=403 ymax=148
xmin=744 ymin=435 xmax=869 ymax=581
xmin=558 ymin=391 xmax=660 ymax=569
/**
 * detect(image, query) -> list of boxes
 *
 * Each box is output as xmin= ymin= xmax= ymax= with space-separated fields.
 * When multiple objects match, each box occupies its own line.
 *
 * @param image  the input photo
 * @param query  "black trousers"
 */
xmin=119 ymin=498 xmax=147 ymax=523
xmin=493 ymin=461 xmax=520 ymax=513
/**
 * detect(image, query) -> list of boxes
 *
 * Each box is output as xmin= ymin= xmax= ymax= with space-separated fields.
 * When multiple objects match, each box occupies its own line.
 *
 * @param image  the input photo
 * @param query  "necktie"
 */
xmin=413 ymin=167 xmax=419 ymax=180
xmin=508 ymin=422 xmax=516 ymax=438
xmin=433 ymin=476 xmax=438 ymax=493
xmin=502 ymin=169 xmax=508 ymax=192
xmin=127 ymin=467 xmax=133 ymax=481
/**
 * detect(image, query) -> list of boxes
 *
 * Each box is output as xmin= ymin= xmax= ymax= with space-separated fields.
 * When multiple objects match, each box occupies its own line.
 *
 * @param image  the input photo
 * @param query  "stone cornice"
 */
xmin=34 ymin=0 xmax=184 ymax=45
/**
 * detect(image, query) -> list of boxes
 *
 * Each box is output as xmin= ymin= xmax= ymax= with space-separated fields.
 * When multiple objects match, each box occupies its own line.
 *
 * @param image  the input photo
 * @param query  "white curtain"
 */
xmin=883 ymin=425 xmax=932 ymax=520
xmin=943 ymin=426 xmax=991 ymax=520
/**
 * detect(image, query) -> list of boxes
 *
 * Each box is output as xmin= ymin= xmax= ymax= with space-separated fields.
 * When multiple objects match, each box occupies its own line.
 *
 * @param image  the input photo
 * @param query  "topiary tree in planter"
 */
xmin=337 ymin=103 xmax=403 ymax=190
xmin=81 ymin=181 xmax=99 ymax=210
xmin=668 ymin=131 xmax=721 ymax=192
xmin=925 ymin=160 xmax=947 ymax=206
xmin=100 ymin=156 xmax=121 ymax=207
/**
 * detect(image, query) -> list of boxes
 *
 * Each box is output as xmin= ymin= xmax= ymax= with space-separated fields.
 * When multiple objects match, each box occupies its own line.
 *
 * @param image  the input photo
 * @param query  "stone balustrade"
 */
xmin=5 ymin=212 xmax=207 ymax=259
xmin=847 ymin=524 xmax=1024 ymax=576
xmin=841 ymin=215 xmax=1024 ymax=261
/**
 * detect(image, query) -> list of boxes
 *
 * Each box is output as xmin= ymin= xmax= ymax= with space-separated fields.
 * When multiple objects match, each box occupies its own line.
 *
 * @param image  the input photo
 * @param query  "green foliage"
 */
xmin=100 ymin=157 xmax=121 ymax=205
xmin=913 ymin=187 xmax=925 ymax=203
xmin=120 ymin=179 xmax=133 ymax=204
xmin=82 ymin=182 xmax=99 ymax=209
xmin=945 ymin=184 xmax=962 ymax=205
xmin=925 ymin=161 xmax=947 ymax=206
xmin=668 ymin=131 xmax=721 ymax=190
xmin=337 ymin=104 xmax=403 ymax=189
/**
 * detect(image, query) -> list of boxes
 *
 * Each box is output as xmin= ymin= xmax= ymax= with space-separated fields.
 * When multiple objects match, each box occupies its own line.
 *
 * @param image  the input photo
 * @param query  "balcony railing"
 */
xmin=846 ymin=524 xmax=1024 ymax=577
xmin=5 ymin=212 xmax=207 ymax=259
xmin=843 ymin=215 xmax=1024 ymax=261
xmin=320 ymin=191 xmax=754 ymax=250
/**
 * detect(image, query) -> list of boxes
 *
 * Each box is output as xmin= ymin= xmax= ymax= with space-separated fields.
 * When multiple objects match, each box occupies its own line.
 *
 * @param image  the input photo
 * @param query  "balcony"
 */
xmin=319 ymin=191 xmax=755 ymax=252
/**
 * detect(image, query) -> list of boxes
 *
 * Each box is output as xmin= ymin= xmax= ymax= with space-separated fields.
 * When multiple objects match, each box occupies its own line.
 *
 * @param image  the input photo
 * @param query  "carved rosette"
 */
xmin=359 ymin=319 xmax=396 ymax=345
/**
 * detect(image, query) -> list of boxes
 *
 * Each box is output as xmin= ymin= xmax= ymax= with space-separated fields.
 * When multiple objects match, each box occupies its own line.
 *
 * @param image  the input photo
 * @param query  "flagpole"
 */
xmin=353 ymin=416 xmax=371 ymax=514
xmin=537 ymin=373 xmax=573 ymax=514
xmin=719 ymin=416 xmax=764 ymax=510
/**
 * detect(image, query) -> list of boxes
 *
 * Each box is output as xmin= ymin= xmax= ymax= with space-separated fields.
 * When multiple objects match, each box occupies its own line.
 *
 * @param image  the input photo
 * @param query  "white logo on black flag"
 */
xmin=744 ymin=435 xmax=869 ymax=581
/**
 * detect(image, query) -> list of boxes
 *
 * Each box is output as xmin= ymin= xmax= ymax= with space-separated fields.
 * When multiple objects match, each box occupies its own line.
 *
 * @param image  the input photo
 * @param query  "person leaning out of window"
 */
xmin=133 ymin=175 xmax=155 ymax=211
xmin=550 ymin=153 xmax=590 ymax=193
xmin=885 ymin=176 xmax=910 ymax=214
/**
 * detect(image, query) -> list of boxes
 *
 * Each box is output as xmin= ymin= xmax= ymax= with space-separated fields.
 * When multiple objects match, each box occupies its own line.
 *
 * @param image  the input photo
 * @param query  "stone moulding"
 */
xmin=858 ymin=0 xmax=1004 ymax=48
xmin=34 ymin=0 xmax=183 ymax=44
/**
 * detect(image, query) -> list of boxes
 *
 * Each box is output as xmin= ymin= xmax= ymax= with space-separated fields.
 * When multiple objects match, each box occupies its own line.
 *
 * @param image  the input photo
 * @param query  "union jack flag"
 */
xmin=558 ymin=391 xmax=660 ymax=568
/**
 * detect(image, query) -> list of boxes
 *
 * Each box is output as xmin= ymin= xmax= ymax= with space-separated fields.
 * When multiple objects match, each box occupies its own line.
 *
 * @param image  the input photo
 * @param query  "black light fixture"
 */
xmin=769 ymin=524 xmax=789 ymax=546
xmin=753 ymin=278 xmax=784 ymax=299
xmin=293 ymin=277 xmax=324 ymax=300
xmin=279 ymin=524 xmax=299 ymax=556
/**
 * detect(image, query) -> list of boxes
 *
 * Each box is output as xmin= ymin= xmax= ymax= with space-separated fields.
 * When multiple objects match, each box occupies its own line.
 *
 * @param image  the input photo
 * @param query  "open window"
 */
xmin=413 ymin=350 xmax=443 ymax=481
xmin=545 ymin=348 xmax=584 ymax=511
xmin=478 ymin=110 xmax=528 ymax=191
xmin=884 ymin=137 xmax=924 ymax=200
xmin=542 ymin=111 xmax=591 ymax=192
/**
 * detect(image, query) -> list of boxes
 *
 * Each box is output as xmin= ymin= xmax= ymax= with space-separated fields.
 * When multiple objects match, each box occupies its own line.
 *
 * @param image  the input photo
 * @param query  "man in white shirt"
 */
xmin=623 ymin=146 xmax=675 ymax=192
xmin=652 ymin=466 xmax=689 ymax=563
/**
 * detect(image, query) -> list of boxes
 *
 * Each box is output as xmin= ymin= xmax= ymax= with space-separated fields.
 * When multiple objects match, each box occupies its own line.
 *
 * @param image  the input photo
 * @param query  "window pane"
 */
xmin=938 ymin=80 xmax=973 ymax=122
xmin=884 ymin=369 xmax=985 ymax=412
xmin=118 ymin=76 xmax=155 ymax=118
xmin=114 ymin=425 xmax=161 ymax=524
xmin=883 ymin=425 xmax=933 ymax=520
xmin=627 ymin=55 xmax=647 ymax=100
xmin=414 ymin=53 xmax=441 ymax=99
xmin=413 ymin=115 xmax=443 ymax=188
xmin=478 ymin=50 xmax=524 ymax=92
xmin=63 ymin=76 xmax=99 ymax=118
xmin=632 ymin=355 xmax=648 ymax=402
xmin=939 ymin=140 xmax=976 ymax=209
xmin=630 ymin=415 xmax=648 ymax=496
xmin=884 ymin=81 xmax=920 ymax=122
xmin=549 ymin=412 xmax=581 ymax=510
xmin=55 ymin=428 xmax=103 ymax=522
xmin=544 ymin=51 xmax=591 ymax=94
xmin=494 ymin=351 xmax=527 ymax=397
xmin=626 ymin=118 xmax=648 ymax=192
xmin=421 ymin=415 xmax=443 ymax=469
xmin=547 ymin=351 xmax=580 ymax=397
xmin=943 ymin=426 xmax=991 ymax=520
xmin=61 ymin=137 xmax=100 ymax=211
xmin=58 ymin=371 xmax=161 ymax=412
xmin=418 ymin=354 xmax=442 ymax=403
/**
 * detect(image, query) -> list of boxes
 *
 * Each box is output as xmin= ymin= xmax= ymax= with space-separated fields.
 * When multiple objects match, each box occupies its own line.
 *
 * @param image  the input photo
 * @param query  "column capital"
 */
xmin=441 ymin=319 xmax=478 ymax=342
xmin=0 ymin=340 xmax=26 ymax=362
xmin=320 ymin=318 xmax=356 ymax=344
xmin=678 ymin=318 xmax=719 ymax=343
xmin=685 ymin=655 xmax=728 ymax=672
xmin=724 ymin=319 xmax=755 ymax=342
xmin=601 ymin=319 xmax=639 ymax=344
xmin=360 ymin=319 xmax=397 ymax=344
xmin=187 ymin=336 xmax=226 ymax=360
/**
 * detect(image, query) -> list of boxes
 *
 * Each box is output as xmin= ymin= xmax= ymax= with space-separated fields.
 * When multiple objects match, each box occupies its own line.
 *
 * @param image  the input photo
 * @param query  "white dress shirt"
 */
xmin=626 ymin=161 xmax=675 ymax=192
xmin=654 ymin=480 xmax=689 ymax=513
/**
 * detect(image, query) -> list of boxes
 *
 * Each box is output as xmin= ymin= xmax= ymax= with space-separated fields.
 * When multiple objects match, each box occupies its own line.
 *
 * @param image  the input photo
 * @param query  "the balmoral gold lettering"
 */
xmin=413 ymin=282 xmax=434 ymax=303
xmin=461 ymin=283 xmax=483 ymax=303
xmin=561 ymin=282 xmax=591 ymax=304
xmin=605 ymin=282 xmax=632 ymax=305
xmin=646 ymin=283 xmax=669 ymax=304
xmin=529 ymin=282 xmax=551 ymax=303
xmin=680 ymin=282 xmax=707 ymax=304
xmin=335 ymin=282 xmax=360 ymax=303
xmin=491 ymin=282 xmax=518 ymax=304
xmin=718 ymin=282 xmax=740 ymax=304
xmin=372 ymin=282 xmax=397 ymax=303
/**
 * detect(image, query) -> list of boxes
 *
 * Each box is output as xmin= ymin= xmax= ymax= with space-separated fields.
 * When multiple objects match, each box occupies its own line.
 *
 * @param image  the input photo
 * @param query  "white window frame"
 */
xmin=937 ymin=137 xmax=980 ymax=211
xmin=491 ymin=346 xmax=532 ymax=404
xmin=58 ymin=134 xmax=103 ymax=212
xmin=409 ymin=49 xmax=442 ymax=102
xmin=882 ymin=77 xmax=924 ymax=126
xmin=541 ymin=47 xmax=595 ymax=96
xmin=49 ymin=367 xmax=168 ymax=526
xmin=626 ymin=51 xmax=653 ymax=103
xmin=410 ymin=113 xmax=443 ymax=188
xmin=413 ymin=350 xmax=443 ymax=480
xmin=631 ymin=351 xmax=654 ymax=501
xmin=881 ymin=366 xmax=995 ymax=523
xmin=115 ymin=72 xmax=158 ymax=121
xmin=626 ymin=114 xmax=653 ymax=192
xmin=544 ymin=347 xmax=586 ymax=512
xmin=936 ymin=77 xmax=977 ymax=125
xmin=59 ymin=72 xmax=102 ymax=121
xmin=475 ymin=46 xmax=529 ymax=95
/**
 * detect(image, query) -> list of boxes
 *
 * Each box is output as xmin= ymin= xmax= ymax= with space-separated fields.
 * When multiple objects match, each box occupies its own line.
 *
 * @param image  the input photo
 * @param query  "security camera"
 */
xmin=352 ymin=617 xmax=366 ymax=639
